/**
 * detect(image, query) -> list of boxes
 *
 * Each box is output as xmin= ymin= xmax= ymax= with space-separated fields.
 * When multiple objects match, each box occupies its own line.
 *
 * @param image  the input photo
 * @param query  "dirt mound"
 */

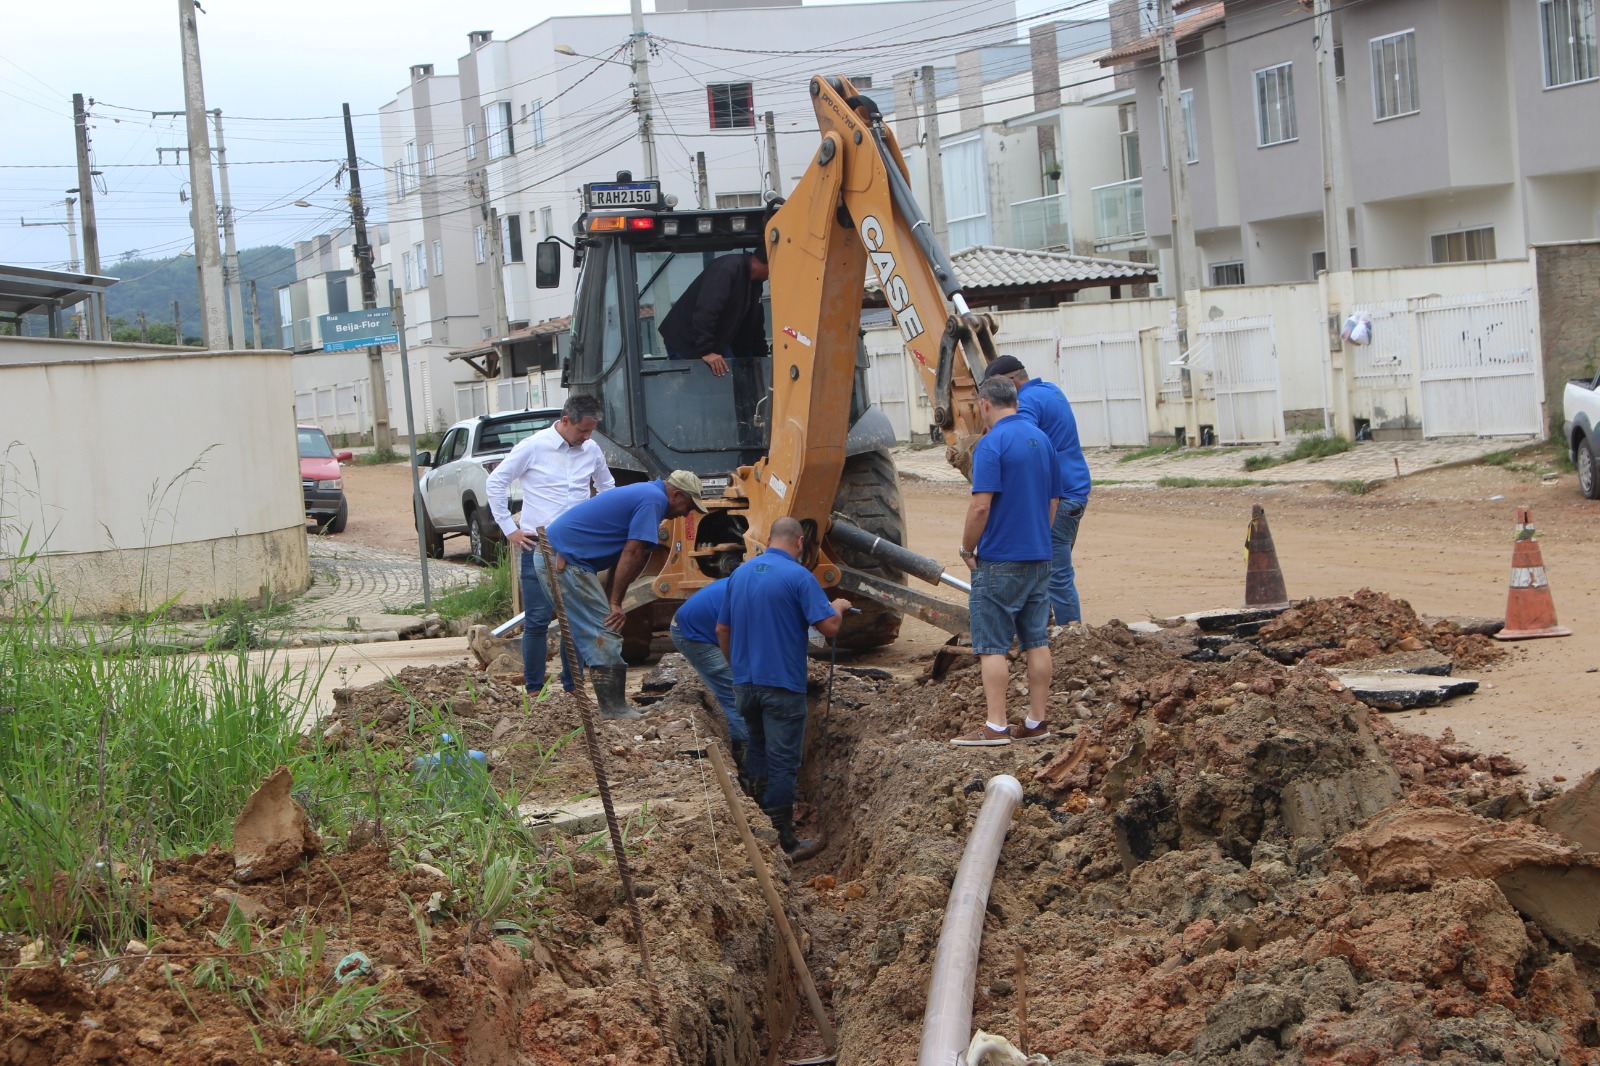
xmin=1258 ymin=588 xmax=1506 ymax=668
xmin=787 ymin=621 xmax=1595 ymax=1065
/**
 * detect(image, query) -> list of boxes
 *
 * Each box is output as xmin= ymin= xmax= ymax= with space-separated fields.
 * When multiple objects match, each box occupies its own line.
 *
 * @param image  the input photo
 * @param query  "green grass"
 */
xmin=1156 ymin=476 xmax=1257 ymax=489
xmin=1334 ymin=479 xmax=1373 ymax=495
xmin=421 ymin=551 xmax=514 ymax=626
xmin=1482 ymin=441 xmax=1573 ymax=475
xmin=1117 ymin=444 xmax=1180 ymax=463
xmin=357 ymin=446 xmax=404 ymax=466
xmin=1242 ymin=434 xmax=1353 ymax=472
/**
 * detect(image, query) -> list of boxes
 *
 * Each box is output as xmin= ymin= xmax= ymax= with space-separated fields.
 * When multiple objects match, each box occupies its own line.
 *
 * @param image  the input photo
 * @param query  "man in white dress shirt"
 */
xmin=487 ymin=394 xmax=614 ymax=699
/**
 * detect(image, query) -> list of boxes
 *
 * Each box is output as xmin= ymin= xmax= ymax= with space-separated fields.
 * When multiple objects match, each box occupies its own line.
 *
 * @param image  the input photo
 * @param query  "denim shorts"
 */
xmin=968 ymin=559 xmax=1051 ymax=656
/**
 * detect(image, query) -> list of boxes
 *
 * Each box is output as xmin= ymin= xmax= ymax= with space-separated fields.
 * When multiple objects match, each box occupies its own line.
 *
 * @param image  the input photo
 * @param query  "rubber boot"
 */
xmin=591 ymin=666 xmax=641 ymax=720
xmin=745 ymin=775 xmax=767 ymax=803
xmin=764 ymin=804 xmax=822 ymax=860
xmin=731 ymin=741 xmax=754 ymax=795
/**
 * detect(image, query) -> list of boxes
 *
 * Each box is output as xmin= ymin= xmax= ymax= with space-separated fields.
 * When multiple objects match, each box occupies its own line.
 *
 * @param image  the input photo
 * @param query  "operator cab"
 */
xmin=539 ymin=176 xmax=778 ymax=487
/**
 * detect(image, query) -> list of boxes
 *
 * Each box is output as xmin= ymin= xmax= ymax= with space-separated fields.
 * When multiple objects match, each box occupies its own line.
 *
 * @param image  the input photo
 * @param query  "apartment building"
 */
xmin=886 ymin=19 xmax=1136 ymax=268
xmin=377 ymin=0 xmax=1020 ymax=421
xmin=1100 ymin=0 xmax=1600 ymax=289
xmin=274 ymin=226 xmax=390 ymax=353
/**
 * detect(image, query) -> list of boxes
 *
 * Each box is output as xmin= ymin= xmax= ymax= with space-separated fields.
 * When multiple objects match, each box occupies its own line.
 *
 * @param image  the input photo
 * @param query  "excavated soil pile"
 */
xmin=788 ymin=622 xmax=1595 ymax=1065
xmin=0 ymin=663 xmax=801 ymax=1066
xmin=1256 ymin=588 xmax=1505 ymax=669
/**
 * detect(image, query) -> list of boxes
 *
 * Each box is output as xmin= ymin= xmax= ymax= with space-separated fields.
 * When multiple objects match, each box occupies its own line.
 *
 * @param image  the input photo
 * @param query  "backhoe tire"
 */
xmin=830 ymin=449 xmax=907 ymax=650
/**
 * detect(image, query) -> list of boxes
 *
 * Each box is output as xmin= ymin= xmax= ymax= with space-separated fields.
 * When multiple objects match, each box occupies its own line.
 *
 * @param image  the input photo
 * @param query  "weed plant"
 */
xmin=1242 ymin=434 xmax=1353 ymax=472
xmin=422 ymin=553 xmax=513 ymax=626
xmin=1156 ymin=476 xmax=1257 ymax=489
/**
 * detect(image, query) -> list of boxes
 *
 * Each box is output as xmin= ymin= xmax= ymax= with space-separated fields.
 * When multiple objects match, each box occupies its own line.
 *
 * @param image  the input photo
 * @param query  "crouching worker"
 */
xmin=669 ymin=576 xmax=753 ymax=790
xmin=716 ymin=517 xmax=850 ymax=859
xmin=536 ymin=470 xmax=708 ymax=718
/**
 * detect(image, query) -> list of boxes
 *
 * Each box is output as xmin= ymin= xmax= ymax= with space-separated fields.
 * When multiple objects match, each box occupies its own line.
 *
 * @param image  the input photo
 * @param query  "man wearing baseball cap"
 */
xmin=537 ymin=469 xmax=708 ymax=718
xmin=982 ymin=354 xmax=1092 ymax=625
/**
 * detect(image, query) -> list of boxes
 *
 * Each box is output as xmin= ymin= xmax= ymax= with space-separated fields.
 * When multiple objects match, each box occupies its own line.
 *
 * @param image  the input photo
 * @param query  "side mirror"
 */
xmin=534 ymin=241 xmax=561 ymax=289
xmin=415 ymin=451 xmax=433 ymax=468
xmin=335 ymin=450 xmax=354 ymax=462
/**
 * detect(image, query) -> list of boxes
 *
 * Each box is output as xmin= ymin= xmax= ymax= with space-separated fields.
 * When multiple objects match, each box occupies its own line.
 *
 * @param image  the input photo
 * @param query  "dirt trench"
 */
xmin=6 ymin=592 xmax=1599 ymax=1065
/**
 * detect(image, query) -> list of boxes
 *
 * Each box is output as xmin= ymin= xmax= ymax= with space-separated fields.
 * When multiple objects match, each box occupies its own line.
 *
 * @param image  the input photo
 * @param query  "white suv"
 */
xmin=415 ymin=408 xmax=560 ymax=562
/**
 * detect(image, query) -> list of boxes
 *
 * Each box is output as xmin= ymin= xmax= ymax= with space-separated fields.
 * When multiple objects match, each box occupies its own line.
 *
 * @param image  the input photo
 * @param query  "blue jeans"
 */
xmin=532 ymin=551 xmax=625 ymax=670
xmin=670 ymin=624 xmax=749 ymax=744
xmin=519 ymin=548 xmax=575 ymax=692
xmin=968 ymin=559 xmax=1051 ymax=656
xmin=1050 ymin=500 xmax=1087 ymax=625
xmin=735 ymin=684 xmax=808 ymax=809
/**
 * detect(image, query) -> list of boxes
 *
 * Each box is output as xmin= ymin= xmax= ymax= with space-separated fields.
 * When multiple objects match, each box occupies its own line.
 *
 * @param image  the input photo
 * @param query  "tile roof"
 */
xmin=945 ymin=245 xmax=1159 ymax=289
xmin=1097 ymin=2 xmax=1226 ymax=66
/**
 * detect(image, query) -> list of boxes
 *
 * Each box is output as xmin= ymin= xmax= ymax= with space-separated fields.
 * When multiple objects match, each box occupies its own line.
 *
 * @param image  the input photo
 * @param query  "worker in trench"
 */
xmin=950 ymin=374 xmax=1062 ymax=747
xmin=668 ymin=574 xmax=755 ymax=794
xmin=716 ymin=517 xmax=851 ymax=859
xmin=535 ymin=469 xmax=709 ymax=719
xmin=656 ymin=245 xmax=769 ymax=377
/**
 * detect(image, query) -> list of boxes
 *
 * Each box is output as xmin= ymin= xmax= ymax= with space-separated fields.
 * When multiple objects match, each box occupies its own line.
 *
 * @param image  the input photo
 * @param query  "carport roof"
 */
xmin=0 ymin=264 xmax=118 ymax=319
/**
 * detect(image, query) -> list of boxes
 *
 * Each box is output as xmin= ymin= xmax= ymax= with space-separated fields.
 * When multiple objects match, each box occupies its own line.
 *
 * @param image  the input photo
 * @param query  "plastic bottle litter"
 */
xmin=412 ymin=733 xmax=490 ymax=796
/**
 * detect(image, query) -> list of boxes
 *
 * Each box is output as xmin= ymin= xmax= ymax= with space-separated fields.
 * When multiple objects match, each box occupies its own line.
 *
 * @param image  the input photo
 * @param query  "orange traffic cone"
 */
xmin=1495 ymin=507 xmax=1570 ymax=641
xmin=1244 ymin=504 xmax=1290 ymax=610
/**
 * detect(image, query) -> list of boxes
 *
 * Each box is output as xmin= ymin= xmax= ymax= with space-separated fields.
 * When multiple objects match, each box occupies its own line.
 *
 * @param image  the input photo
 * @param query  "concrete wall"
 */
xmin=0 ymin=339 xmax=309 ymax=616
xmin=1533 ymin=241 xmax=1600 ymax=427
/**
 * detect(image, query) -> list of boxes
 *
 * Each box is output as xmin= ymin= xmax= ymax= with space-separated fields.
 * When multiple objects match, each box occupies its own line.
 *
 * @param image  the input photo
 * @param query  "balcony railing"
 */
xmin=1092 ymin=178 xmax=1145 ymax=244
xmin=1007 ymin=193 xmax=1070 ymax=251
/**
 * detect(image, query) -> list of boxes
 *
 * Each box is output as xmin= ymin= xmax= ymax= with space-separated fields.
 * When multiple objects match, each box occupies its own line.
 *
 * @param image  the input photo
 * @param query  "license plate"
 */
xmin=586 ymin=182 xmax=659 ymax=209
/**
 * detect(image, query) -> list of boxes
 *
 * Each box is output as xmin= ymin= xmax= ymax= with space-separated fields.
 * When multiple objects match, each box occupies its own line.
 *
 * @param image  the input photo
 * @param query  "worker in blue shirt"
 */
xmin=952 ymin=373 xmax=1062 ymax=748
xmin=537 ymin=470 xmax=708 ymax=718
xmin=983 ymin=354 xmax=1091 ymax=624
xmin=716 ymin=517 xmax=850 ymax=858
xmin=670 ymin=577 xmax=753 ymax=791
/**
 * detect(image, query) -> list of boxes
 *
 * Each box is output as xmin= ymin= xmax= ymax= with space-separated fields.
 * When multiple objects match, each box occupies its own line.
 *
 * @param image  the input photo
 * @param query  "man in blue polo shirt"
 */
xmin=983 ymin=354 xmax=1092 ymax=625
xmin=537 ymin=469 xmax=707 ymax=718
xmin=716 ymin=517 xmax=850 ymax=858
xmin=669 ymin=577 xmax=753 ymax=791
xmin=952 ymin=374 xmax=1062 ymax=748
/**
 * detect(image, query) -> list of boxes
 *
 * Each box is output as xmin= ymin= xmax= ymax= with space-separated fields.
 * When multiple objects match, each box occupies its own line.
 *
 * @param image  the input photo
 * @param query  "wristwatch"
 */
xmin=958 ymin=546 xmax=975 ymax=560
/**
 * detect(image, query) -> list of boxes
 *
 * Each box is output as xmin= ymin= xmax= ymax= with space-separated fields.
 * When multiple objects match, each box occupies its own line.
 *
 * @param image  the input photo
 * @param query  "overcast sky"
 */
xmin=0 ymin=0 xmax=1067 ymax=277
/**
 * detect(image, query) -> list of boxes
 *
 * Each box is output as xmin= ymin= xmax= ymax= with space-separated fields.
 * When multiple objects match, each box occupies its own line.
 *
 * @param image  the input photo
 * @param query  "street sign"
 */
xmin=583 ymin=181 xmax=661 ymax=210
xmin=320 ymin=309 xmax=398 ymax=352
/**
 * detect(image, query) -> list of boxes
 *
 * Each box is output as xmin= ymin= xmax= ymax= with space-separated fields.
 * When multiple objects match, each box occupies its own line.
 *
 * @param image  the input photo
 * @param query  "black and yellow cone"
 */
xmin=1243 ymin=504 xmax=1290 ymax=609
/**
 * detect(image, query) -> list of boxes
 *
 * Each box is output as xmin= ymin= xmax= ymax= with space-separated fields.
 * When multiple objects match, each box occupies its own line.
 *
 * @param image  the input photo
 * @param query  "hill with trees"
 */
xmin=102 ymin=245 xmax=295 ymax=345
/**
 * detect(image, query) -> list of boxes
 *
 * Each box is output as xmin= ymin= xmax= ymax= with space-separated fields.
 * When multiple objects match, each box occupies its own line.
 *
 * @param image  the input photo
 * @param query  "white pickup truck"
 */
xmin=1563 ymin=371 xmax=1600 ymax=500
xmin=414 ymin=408 xmax=561 ymax=562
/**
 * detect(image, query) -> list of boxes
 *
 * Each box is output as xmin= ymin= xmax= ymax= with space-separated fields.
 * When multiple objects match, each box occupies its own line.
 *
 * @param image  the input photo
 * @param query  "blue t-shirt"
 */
xmin=545 ymin=481 xmax=668 ymax=573
xmin=717 ymin=547 xmax=836 ymax=693
xmin=1018 ymin=378 xmax=1092 ymax=503
xmin=672 ymin=579 xmax=727 ymax=645
xmin=971 ymin=413 xmax=1062 ymax=562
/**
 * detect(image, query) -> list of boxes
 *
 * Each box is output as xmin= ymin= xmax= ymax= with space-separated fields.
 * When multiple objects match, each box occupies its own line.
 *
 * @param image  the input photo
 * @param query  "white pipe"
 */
xmin=917 ymin=773 xmax=1025 ymax=1066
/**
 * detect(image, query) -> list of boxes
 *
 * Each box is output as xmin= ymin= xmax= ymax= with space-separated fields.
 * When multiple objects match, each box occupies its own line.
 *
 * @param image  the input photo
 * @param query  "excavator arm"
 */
xmin=732 ymin=75 xmax=996 ymax=567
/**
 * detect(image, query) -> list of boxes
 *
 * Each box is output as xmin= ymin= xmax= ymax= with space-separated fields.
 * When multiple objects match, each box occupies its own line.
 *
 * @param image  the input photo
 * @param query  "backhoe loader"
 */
xmin=533 ymin=75 xmax=998 ymax=657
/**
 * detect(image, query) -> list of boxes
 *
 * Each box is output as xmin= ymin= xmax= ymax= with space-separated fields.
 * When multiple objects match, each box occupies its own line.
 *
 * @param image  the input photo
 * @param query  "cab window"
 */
xmin=634 ymin=248 xmax=771 ymax=361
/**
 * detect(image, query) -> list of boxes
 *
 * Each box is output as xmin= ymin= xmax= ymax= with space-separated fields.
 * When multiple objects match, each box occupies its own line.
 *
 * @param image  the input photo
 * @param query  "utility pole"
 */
xmin=1156 ymin=0 xmax=1199 ymax=328
xmin=138 ymin=310 xmax=148 ymax=342
xmin=22 ymin=200 xmax=85 ymax=338
xmin=1314 ymin=0 xmax=1353 ymax=273
xmin=343 ymin=102 xmax=393 ymax=449
xmin=763 ymin=111 xmax=782 ymax=199
xmin=919 ymin=66 xmax=948 ymax=248
xmin=72 ymin=93 xmax=107 ymax=339
xmin=485 ymin=205 xmax=510 ymax=414
xmin=212 ymin=109 xmax=246 ymax=347
xmin=629 ymin=0 xmax=658 ymax=180
xmin=249 ymin=279 xmax=262 ymax=349
xmin=176 ymin=0 xmax=227 ymax=350
xmin=695 ymin=152 xmax=710 ymax=209
xmin=172 ymin=299 xmax=182 ymax=345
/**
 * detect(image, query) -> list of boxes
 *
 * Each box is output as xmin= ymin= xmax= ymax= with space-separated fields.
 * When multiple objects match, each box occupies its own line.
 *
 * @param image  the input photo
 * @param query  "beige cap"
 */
xmin=665 ymin=469 xmax=709 ymax=512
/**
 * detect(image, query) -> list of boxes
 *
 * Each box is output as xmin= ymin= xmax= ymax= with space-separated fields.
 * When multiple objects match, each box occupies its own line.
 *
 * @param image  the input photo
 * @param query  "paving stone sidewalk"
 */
xmin=287 ymin=539 xmax=480 ymax=638
xmin=891 ymin=436 xmax=1536 ymax=486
